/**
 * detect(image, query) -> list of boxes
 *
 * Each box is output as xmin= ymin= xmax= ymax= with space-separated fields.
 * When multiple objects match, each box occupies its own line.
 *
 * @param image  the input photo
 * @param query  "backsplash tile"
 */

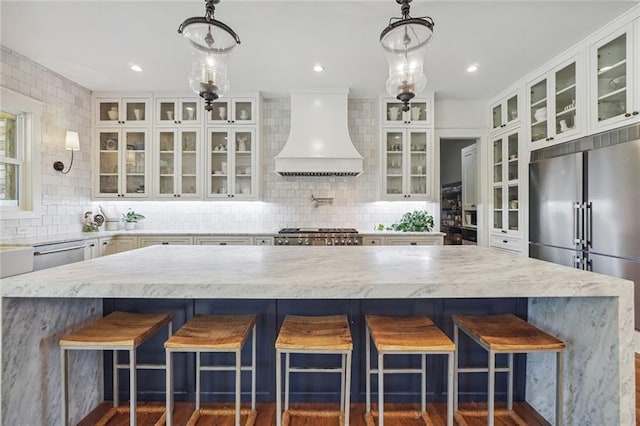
xmin=1 ymin=48 xmax=436 ymax=238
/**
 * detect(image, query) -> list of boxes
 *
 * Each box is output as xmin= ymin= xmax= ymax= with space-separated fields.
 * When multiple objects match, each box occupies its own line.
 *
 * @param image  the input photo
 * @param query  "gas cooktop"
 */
xmin=278 ymin=228 xmax=358 ymax=234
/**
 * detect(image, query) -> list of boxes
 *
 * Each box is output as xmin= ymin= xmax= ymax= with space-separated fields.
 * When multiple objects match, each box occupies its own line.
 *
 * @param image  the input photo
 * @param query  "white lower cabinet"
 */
xmin=490 ymin=235 xmax=522 ymax=253
xmin=137 ymin=236 xmax=194 ymax=247
xmin=254 ymin=237 xmax=274 ymax=246
xmin=99 ymin=236 xmax=137 ymax=256
xmin=84 ymin=239 xmax=100 ymax=259
xmin=385 ymin=235 xmax=444 ymax=246
xmin=361 ymin=236 xmax=384 ymax=246
xmin=194 ymin=236 xmax=254 ymax=245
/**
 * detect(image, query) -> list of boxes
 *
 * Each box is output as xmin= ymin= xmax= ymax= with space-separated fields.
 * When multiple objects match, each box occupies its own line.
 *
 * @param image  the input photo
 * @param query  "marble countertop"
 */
xmin=0 ymin=245 xmax=630 ymax=299
xmin=0 ymin=230 xmax=444 ymax=247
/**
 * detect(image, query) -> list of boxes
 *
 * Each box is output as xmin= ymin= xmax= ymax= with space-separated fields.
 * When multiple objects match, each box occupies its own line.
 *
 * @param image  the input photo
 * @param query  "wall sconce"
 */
xmin=53 ymin=131 xmax=80 ymax=174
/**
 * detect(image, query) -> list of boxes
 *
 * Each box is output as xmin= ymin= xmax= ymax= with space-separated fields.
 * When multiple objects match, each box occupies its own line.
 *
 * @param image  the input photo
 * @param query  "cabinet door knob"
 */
xmin=501 ymin=230 xmax=507 ymax=234
xmin=550 ymin=137 xmax=554 ymax=140
xmin=625 ymin=113 xmax=632 ymax=117
xmin=633 ymin=111 xmax=639 ymax=116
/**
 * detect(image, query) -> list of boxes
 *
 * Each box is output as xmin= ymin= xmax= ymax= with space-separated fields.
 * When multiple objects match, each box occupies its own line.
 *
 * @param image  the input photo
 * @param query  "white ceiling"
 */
xmin=1 ymin=1 xmax=637 ymax=100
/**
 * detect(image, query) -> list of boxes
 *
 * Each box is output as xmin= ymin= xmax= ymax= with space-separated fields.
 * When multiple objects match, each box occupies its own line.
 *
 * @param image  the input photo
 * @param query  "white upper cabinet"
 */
xmin=382 ymin=98 xmax=432 ymax=126
xmin=381 ymin=128 xmax=431 ymax=200
xmin=96 ymin=97 xmax=151 ymax=127
xmin=490 ymin=129 xmax=522 ymax=240
xmin=154 ymin=128 xmax=202 ymax=199
xmin=526 ymin=53 xmax=584 ymax=148
xmin=490 ymin=90 xmax=520 ymax=134
xmin=155 ymin=97 xmax=201 ymax=126
xmin=589 ymin=21 xmax=639 ymax=132
xmin=205 ymin=97 xmax=257 ymax=125
xmin=207 ymin=128 xmax=258 ymax=200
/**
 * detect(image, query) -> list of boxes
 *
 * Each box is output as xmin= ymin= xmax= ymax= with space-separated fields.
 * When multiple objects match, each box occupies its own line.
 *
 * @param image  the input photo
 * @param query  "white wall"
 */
xmin=0 ymin=46 xmax=93 ymax=239
xmin=435 ymin=99 xmax=487 ymax=129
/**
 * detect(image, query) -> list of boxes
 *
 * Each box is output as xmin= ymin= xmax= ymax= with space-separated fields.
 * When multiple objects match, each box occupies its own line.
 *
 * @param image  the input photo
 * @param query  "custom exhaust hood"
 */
xmin=275 ymin=89 xmax=363 ymax=176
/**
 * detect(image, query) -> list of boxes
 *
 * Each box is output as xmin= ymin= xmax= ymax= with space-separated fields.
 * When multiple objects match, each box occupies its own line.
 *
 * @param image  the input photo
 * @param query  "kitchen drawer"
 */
xmin=362 ymin=237 xmax=384 ymax=246
xmin=138 ymin=236 xmax=194 ymax=247
xmin=490 ymin=235 xmax=522 ymax=253
xmin=385 ymin=236 xmax=444 ymax=246
xmin=194 ymin=236 xmax=253 ymax=245
xmin=254 ymin=237 xmax=274 ymax=246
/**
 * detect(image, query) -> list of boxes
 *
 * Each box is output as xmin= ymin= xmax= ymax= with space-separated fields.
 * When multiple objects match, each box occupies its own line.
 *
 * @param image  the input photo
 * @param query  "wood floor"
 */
xmin=77 ymin=354 xmax=640 ymax=425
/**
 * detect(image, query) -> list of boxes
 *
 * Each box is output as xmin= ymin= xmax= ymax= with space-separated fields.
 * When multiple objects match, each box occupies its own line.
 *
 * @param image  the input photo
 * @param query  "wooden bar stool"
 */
xmin=59 ymin=311 xmax=173 ymax=426
xmin=275 ymin=315 xmax=353 ymax=426
xmin=452 ymin=314 xmax=565 ymax=426
xmin=365 ymin=315 xmax=455 ymax=426
xmin=164 ymin=314 xmax=257 ymax=426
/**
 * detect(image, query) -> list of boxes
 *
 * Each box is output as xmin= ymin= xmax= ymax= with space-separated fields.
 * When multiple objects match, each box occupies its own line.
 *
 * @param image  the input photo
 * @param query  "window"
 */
xmin=0 ymin=87 xmax=42 ymax=218
xmin=0 ymin=109 xmax=23 ymax=207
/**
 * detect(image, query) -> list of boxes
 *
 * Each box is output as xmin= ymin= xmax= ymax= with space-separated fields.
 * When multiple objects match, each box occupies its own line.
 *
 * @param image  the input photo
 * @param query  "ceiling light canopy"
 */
xmin=130 ymin=64 xmax=143 ymax=72
xmin=178 ymin=0 xmax=240 ymax=111
xmin=380 ymin=0 xmax=434 ymax=112
xmin=313 ymin=64 xmax=325 ymax=73
xmin=467 ymin=64 xmax=479 ymax=73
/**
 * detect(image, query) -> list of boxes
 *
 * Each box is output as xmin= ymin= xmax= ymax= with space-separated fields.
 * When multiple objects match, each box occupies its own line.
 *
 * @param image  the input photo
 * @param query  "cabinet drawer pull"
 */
xmin=161 ymin=242 xmax=169 ymax=245
xmin=501 ymin=230 xmax=507 ymax=234
xmin=34 ymin=244 xmax=87 ymax=255
xmin=503 ymin=240 xmax=508 ymax=243
xmin=410 ymin=242 xmax=417 ymax=245
xmin=219 ymin=242 xmax=227 ymax=245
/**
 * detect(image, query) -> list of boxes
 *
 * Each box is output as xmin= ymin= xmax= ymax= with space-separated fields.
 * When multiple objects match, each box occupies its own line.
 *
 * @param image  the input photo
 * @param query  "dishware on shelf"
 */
xmin=185 ymin=108 xmax=195 ymax=121
xmin=510 ymin=200 xmax=519 ymax=209
xmin=218 ymin=106 xmax=227 ymax=120
xmin=105 ymin=138 xmax=117 ymax=150
xmin=221 ymin=162 xmax=227 ymax=174
xmin=166 ymin=110 xmax=174 ymax=121
xmin=239 ymin=109 xmax=249 ymax=120
xmin=107 ymin=110 xmax=118 ymax=120
xmin=608 ymin=76 xmax=626 ymax=90
xmin=245 ymin=167 xmax=251 ymax=175
xmin=559 ymin=119 xmax=570 ymax=132
xmin=417 ymin=165 xmax=423 ymax=174
xmin=237 ymin=136 xmax=247 ymax=151
xmin=388 ymin=106 xmax=400 ymax=121
xmin=411 ymin=106 xmax=422 ymax=121
xmin=534 ymin=107 xmax=547 ymax=122
xmin=133 ymin=109 xmax=142 ymax=120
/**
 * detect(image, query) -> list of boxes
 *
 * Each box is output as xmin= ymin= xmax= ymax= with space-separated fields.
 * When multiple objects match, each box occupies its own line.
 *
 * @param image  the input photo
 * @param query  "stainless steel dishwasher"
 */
xmin=33 ymin=240 xmax=91 ymax=271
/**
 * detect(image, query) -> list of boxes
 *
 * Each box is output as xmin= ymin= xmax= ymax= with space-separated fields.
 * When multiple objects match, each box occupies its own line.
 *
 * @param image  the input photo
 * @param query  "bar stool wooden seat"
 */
xmin=165 ymin=314 xmax=257 ymax=426
xmin=59 ymin=311 xmax=173 ymax=426
xmin=275 ymin=315 xmax=353 ymax=426
xmin=365 ymin=315 xmax=455 ymax=426
xmin=453 ymin=314 xmax=566 ymax=426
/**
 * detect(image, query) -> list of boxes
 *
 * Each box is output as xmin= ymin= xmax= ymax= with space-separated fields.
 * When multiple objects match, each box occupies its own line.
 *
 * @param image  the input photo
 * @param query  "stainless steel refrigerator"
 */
xmin=529 ymin=138 xmax=640 ymax=329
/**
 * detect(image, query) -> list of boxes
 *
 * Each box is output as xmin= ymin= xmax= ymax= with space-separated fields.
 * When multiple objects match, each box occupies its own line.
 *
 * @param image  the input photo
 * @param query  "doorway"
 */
xmin=440 ymin=138 xmax=479 ymax=245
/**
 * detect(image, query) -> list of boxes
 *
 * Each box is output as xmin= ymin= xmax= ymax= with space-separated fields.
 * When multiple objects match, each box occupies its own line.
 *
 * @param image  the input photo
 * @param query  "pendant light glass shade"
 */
xmin=178 ymin=0 xmax=240 ymax=111
xmin=380 ymin=1 xmax=434 ymax=111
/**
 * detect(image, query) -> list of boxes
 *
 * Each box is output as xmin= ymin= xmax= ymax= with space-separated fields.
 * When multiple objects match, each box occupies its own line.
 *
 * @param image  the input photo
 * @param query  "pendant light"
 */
xmin=178 ymin=0 xmax=240 ymax=111
xmin=380 ymin=0 xmax=434 ymax=112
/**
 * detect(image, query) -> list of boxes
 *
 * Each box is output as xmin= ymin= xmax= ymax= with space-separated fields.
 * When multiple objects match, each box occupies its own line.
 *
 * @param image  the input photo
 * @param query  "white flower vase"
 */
xmin=125 ymin=222 xmax=136 ymax=230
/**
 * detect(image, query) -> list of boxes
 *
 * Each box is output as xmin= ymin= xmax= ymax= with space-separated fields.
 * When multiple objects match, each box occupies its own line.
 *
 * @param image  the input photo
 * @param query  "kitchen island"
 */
xmin=0 ymin=245 xmax=635 ymax=425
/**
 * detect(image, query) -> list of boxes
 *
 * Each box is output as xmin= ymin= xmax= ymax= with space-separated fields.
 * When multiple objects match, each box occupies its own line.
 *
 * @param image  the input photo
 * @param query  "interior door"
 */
xmin=529 ymin=152 xmax=582 ymax=249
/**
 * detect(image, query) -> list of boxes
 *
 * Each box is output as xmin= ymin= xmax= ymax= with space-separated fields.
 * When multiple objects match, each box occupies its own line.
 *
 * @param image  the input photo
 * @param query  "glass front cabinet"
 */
xmin=490 ymin=91 xmax=519 ymax=132
xmin=206 ymin=98 xmax=257 ymax=125
xmin=155 ymin=98 xmax=201 ymax=126
xmin=527 ymin=55 xmax=583 ymax=147
xmin=382 ymin=129 xmax=430 ymax=200
xmin=382 ymin=98 xmax=431 ymax=126
xmin=96 ymin=97 xmax=151 ymax=127
xmin=589 ymin=22 xmax=639 ymax=132
xmin=155 ymin=129 xmax=201 ymax=198
xmin=207 ymin=128 xmax=257 ymax=199
xmin=96 ymin=129 xmax=150 ymax=198
xmin=490 ymin=129 xmax=521 ymax=237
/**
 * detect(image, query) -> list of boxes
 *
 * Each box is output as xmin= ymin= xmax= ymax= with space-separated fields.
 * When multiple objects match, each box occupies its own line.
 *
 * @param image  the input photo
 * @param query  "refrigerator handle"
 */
xmin=584 ymin=253 xmax=592 ymax=272
xmin=585 ymin=202 xmax=593 ymax=249
xmin=573 ymin=201 xmax=582 ymax=250
xmin=574 ymin=254 xmax=582 ymax=269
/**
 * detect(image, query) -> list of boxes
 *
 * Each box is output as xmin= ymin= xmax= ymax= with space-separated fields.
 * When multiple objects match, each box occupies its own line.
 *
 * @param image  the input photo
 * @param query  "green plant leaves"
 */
xmin=379 ymin=210 xmax=434 ymax=232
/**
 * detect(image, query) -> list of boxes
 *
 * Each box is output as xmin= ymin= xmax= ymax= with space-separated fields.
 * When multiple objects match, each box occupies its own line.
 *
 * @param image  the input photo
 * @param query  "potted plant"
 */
xmin=122 ymin=209 xmax=145 ymax=230
xmin=377 ymin=210 xmax=434 ymax=232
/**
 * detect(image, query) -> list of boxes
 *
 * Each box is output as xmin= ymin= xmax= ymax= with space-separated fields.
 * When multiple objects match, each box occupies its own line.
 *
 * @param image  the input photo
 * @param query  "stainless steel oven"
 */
xmin=33 ymin=240 xmax=89 ymax=271
xmin=275 ymin=228 xmax=362 ymax=246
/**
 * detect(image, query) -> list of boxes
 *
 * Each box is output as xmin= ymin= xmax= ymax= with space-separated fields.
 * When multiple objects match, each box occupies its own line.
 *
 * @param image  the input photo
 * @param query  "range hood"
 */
xmin=275 ymin=89 xmax=363 ymax=176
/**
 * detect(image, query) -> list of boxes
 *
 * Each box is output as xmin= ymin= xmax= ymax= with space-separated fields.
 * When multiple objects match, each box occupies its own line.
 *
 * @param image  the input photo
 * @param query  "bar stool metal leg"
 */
xmin=557 ymin=350 xmax=564 ymax=426
xmin=487 ymin=350 xmax=495 ymax=426
xmin=421 ymin=353 xmax=426 ymax=413
xmin=276 ymin=349 xmax=282 ymax=426
xmin=340 ymin=354 xmax=346 ymax=412
xmin=447 ymin=352 xmax=454 ymax=426
xmin=378 ymin=353 xmax=384 ymax=426
xmin=251 ymin=325 xmax=257 ymax=411
xmin=508 ymin=353 xmax=514 ymax=411
xmin=196 ymin=352 xmax=201 ymax=410
xmin=344 ymin=351 xmax=352 ymax=426
xmin=130 ymin=348 xmax=137 ymax=426
xmin=113 ymin=350 xmax=119 ymax=407
xmin=453 ymin=324 xmax=459 ymax=413
xmin=365 ymin=326 xmax=371 ymax=413
xmin=285 ymin=352 xmax=290 ymax=411
xmin=166 ymin=349 xmax=173 ymax=426
xmin=235 ymin=349 xmax=241 ymax=426
xmin=61 ymin=348 xmax=69 ymax=426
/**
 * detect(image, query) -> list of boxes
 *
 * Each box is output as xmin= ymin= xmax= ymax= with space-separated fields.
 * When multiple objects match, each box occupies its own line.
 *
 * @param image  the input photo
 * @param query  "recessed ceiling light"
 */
xmin=130 ymin=64 xmax=143 ymax=72
xmin=466 ymin=64 xmax=479 ymax=73
xmin=313 ymin=64 xmax=324 ymax=73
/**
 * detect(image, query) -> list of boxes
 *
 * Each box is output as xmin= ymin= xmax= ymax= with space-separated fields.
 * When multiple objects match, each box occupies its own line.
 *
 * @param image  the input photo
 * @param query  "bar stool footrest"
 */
xmin=282 ymin=409 xmax=345 ymax=426
xmin=365 ymin=410 xmax=437 ymax=426
xmin=95 ymin=404 xmax=166 ymax=426
xmin=186 ymin=407 xmax=257 ymax=426
xmin=454 ymin=408 xmax=528 ymax=426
